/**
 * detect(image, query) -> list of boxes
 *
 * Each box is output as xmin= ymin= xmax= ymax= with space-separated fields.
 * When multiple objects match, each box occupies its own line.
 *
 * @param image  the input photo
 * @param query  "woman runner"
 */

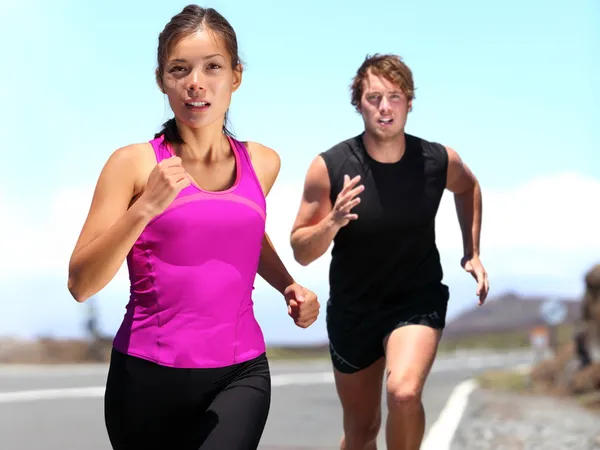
xmin=67 ymin=5 xmax=320 ymax=449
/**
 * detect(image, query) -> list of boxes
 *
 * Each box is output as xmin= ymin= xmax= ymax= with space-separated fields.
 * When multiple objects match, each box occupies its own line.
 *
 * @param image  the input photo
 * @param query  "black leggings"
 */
xmin=104 ymin=349 xmax=271 ymax=450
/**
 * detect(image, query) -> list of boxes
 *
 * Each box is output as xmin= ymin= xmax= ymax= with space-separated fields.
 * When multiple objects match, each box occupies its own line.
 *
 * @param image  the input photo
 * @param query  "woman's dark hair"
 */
xmin=154 ymin=5 xmax=242 ymax=144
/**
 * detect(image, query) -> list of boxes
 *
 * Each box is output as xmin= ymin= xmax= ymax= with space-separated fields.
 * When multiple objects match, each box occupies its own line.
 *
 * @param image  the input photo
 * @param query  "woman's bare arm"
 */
xmin=67 ymin=145 xmax=154 ymax=302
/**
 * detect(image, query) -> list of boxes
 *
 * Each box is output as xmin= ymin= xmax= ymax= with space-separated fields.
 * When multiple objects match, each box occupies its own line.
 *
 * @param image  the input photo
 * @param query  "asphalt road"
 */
xmin=0 ymin=351 xmax=533 ymax=450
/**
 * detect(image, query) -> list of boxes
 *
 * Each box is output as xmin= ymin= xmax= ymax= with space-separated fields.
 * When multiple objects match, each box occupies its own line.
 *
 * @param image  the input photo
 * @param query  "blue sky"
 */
xmin=1 ymin=1 xmax=598 ymax=344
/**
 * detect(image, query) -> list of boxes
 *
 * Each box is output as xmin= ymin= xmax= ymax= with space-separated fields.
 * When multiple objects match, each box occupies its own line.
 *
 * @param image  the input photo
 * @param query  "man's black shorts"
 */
xmin=326 ymin=283 xmax=449 ymax=374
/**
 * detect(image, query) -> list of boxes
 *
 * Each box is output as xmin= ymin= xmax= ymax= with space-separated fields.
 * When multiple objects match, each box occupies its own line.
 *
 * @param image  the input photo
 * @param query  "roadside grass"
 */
xmin=574 ymin=391 xmax=600 ymax=411
xmin=266 ymin=345 xmax=329 ymax=361
xmin=437 ymin=323 xmax=574 ymax=354
xmin=266 ymin=324 xmax=576 ymax=361
xmin=475 ymin=369 xmax=530 ymax=393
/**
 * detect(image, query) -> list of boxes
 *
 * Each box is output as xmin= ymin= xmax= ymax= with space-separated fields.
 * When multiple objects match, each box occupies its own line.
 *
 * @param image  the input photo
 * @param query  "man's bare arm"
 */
xmin=445 ymin=146 xmax=481 ymax=258
xmin=290 ymin=156 xmax=363 ymax=266
xmin=290 ymin=156 xmax=338 ymax=266
xmin=445 ymin=145 xmax=489 ymax=303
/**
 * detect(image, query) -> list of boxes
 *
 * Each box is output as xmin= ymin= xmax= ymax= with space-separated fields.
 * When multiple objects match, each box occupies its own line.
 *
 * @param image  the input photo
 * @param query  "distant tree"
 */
xmin=85 ymin=295 xmax=102 ymax=361
xmin=575 ymin=263 xmax=600 ymax=368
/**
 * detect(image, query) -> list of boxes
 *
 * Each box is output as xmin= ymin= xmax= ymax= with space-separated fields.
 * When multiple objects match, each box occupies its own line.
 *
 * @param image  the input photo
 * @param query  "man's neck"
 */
xmin=362 ymin=131 xmax=406 ymax=163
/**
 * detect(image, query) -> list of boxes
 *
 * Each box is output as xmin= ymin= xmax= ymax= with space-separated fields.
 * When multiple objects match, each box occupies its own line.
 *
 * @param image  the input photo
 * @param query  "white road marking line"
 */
xmin=271 ymin=371 xmax=334 ymax=386
xmin=0 ymin=371 xmax=336 ymax=404
xmin=0 ymin=386 xmax=106 ymax=403
xmin=420 ymin=378 xmax=477 ymax=450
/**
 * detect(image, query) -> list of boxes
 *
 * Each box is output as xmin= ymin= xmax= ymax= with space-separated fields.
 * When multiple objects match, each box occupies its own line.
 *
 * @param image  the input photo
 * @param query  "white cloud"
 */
xmin=436 ymin=171 xmax=600 ymax=253
xmin=2 ymin=171 xmax=599 ymax=293
xmin=0 ymin=186 xmax=89 ymax=276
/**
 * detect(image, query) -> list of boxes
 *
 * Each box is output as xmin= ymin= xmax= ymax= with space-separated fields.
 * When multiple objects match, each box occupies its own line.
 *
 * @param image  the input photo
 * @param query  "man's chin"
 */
xmin=366 ymin=126 xmax=403 ymax=140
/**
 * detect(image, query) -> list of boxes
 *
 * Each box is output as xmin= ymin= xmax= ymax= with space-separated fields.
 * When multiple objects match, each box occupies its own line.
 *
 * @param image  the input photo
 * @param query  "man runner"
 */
xmin=289 ymin=53 xmax=489 ymax=450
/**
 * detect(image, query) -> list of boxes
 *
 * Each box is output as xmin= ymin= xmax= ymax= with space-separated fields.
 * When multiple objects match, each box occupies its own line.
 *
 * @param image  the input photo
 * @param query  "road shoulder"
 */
xmin=450 ymin=386 xmax=600 ymax=449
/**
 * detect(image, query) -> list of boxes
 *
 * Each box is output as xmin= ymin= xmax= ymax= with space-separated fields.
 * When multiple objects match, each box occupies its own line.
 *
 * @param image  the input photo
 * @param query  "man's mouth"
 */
xmin=378 ymin=117 xmax=393 ymax=125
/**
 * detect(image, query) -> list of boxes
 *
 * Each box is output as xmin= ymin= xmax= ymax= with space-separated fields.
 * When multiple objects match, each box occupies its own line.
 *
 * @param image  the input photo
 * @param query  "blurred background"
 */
xmin=0 ymin=1 xmax=599 ymax=449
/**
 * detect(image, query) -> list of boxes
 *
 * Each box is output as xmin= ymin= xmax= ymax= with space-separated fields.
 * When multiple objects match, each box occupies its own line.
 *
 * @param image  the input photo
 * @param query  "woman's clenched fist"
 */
xmin=139 ymin=156 xmax=191 ymax=217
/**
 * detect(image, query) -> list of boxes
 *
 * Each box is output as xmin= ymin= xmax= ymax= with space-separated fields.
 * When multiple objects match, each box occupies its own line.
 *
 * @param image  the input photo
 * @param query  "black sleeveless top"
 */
xmin=320 ymin=132 xmax=448 ymax=313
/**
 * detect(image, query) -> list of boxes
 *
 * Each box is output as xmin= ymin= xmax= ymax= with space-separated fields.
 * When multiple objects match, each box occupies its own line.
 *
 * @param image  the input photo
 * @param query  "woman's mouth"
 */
xmin=185 ymin=101 xmax=210 ymax=112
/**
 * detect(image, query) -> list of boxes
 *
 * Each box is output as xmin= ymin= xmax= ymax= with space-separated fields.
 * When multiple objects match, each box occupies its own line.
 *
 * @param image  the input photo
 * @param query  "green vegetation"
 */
xmin=265 ymin=345 xmax=329 ymax=361
xmin=476 ymin=369 xmax=530 ymax=393
xmin=265 ymin=323 xmax=578 ymax=361
xmin=574 ymin=391 xmax=600 ymax=411
xmin=438 ymin=323 xmax=575 ymax=354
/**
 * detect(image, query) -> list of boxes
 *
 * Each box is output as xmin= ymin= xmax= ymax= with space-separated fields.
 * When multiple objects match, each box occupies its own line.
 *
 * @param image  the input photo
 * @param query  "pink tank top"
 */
xmin=113 ymin=134 xmax=267 ymax=368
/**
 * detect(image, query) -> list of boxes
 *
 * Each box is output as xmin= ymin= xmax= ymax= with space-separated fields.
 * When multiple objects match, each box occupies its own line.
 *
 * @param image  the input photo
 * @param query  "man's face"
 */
xmin=358 ymin=70 xmax=412 ymax=141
